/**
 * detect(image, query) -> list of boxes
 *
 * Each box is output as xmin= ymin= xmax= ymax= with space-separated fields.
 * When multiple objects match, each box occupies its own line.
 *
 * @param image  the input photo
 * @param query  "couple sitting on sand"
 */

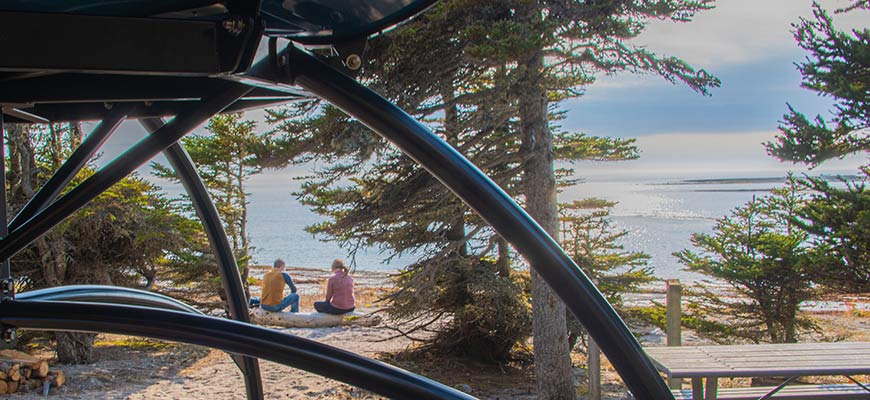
xmin=258 ymin=258 xmax=356 ymax=315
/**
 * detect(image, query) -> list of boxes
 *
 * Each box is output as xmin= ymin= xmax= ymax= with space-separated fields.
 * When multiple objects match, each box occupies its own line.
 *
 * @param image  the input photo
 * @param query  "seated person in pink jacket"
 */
xmin=314 ymin=259 xmax=356 ymax=315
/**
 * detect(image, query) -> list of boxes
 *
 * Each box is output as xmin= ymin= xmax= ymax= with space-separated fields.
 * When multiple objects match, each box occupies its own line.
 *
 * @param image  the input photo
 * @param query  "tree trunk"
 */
xmin=518 ymin=52 xmax=574 ymax=399
xmin=54 ymin=332 xmax=95 ymax=364
xmin=237 ymin=164 xmax=251 ymax=300
xmin=441 ymin=85 xmax=469 ymax=257
xmin=496 ymin=237 xmax=511 ymax=278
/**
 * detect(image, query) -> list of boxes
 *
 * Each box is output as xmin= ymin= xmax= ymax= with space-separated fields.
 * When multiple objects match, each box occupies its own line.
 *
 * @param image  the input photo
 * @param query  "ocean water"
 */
xmin=192 ymin=169 xmax=860 ymax=281
xmin=565 ymin=175 xmax=786 ymax=281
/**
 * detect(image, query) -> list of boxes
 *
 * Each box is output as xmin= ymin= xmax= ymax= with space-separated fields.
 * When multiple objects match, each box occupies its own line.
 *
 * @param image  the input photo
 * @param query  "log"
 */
xmin=0 ymin=349 xmax=38 ymax=364
xmin=0 ymin=368 xmax=6 ymax=380
xmin=0 ymin=380 xmax=6 ymax=395
xmin=46 ymin=370 xmax=64 ymax=387
xmin=7 ymin=380 xmax=18 ymax=394
xmin=31 ymin=360 xmax=49 ymax=378
xmin=22 ymin=366 xmax=32 ymax=379
xmin=250 ymin=308 xmax=382 ymax=328
xmin=8 ymin=363 xmax=20 ymax=381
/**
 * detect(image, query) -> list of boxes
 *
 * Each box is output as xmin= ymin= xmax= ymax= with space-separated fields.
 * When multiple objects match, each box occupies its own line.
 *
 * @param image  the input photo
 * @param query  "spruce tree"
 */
xmin=766 ymin=2 xmax=870 ymax=293
xmin=559 ymin=199 xmax=654 ymax=349
xmin=5 ymin=123 xmax=199 ymax=363
xmin=154 ymin=113 xmax=266 ymax=298
xmin=266 ymin=0 xmax=718 ymax=395
xmin=675 ymin=178 xmax=820 ymax=343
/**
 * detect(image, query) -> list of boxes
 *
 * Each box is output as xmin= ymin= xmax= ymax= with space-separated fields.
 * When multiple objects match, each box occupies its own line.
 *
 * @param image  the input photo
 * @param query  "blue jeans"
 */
xmin=314 ymin=301 xmax=354 ymax=315
xmin=261 ymin=293 xmax=299 ymax=313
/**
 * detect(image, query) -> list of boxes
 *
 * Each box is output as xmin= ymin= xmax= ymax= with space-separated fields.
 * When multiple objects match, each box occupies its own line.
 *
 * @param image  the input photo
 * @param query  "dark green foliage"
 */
xmin=560 ymin=199 xmax=653 ymax=306
xmin=675 ymin=179 xmax=820 ymax=343
xmin=5 ymin=123 xmax=200 ymax=362
xmin=559 ymin=199 xmax=654 ymax=348
xmin=262 ymin=0 xmax=717 ymax=373
xmin=154 ymin=113 xmax=266 ymax=299
xmin=793 ymin=170 xmax=870 ymax=292
xmin=387 ymin=256 xmax=532 ymax=362
xmin=6 ymin=124 xmax=197 ymax=290
xmin=766 ymin=3 xmax=870 ymax=295
xmin=767 ymin=3 xmax=870 ymax=165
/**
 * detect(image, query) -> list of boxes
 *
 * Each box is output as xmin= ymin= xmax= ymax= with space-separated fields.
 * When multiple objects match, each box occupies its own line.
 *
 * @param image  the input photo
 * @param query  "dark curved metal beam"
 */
xmin=0 ymin=84 xmax=253 ymax=261
xmin=0 ymin=300 xmax=475 ymax=400
xmin=140 ymin=117 xmax=263 ymax=400
xmin=16 ymin=285 xmax=203 ymax=314
xmin=275 ymin=45 xmax=673 ymax=400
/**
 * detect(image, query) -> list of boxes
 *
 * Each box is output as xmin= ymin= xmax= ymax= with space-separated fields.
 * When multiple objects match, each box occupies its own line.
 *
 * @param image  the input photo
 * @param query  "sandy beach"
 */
xmin=9 ymin=267 xmax=870 ymax=400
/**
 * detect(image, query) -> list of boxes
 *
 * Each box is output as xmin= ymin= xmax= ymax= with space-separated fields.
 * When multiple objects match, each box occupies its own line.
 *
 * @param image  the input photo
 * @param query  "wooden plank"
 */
xmin=588 ymin=337 xmax=601 ymax=400
xmin=646 ymin=342 xmax=870 ymax=378
xmin=672 ymin=383 xmax=870 ymax=400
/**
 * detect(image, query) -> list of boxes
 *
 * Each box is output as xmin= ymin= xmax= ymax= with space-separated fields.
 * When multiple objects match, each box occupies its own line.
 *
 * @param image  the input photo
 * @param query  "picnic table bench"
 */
xmin=644 ymin=342 xmax=870 ymax=400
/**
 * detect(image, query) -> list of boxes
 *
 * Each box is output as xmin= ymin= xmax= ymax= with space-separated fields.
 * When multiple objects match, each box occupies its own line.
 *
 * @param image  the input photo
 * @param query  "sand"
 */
xmin=11 ymin=268 xmax=870 ymax=399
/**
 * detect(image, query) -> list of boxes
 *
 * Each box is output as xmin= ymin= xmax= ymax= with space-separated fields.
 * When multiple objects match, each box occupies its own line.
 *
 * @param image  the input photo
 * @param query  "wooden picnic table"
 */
xmin=644 ymin=342 xmax=870 ymax=399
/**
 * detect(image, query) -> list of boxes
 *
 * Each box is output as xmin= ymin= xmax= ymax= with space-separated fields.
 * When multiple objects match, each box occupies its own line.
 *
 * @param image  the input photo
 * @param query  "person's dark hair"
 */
xmin=331 ymin=259 xmax=349 ymax=276
xmin=273 ymin=259 xmax=286 ymax=269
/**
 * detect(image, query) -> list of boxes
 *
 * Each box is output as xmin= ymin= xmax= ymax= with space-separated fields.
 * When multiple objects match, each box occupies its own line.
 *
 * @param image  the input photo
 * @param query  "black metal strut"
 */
xmin=140 ymin=117 xmax=264 ymax=400
xmin=0 ymin=84 xmax=252 ymax=261
xmin=249 ymin=45 xmax=674 ymax=400
xmin=9 ymin=105 xmax=131 ymax=231
xmin=0 ymin=300 xmax=475 ymax=400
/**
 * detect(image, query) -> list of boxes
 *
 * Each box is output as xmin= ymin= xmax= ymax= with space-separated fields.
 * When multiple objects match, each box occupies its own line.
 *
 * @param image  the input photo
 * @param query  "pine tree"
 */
xmin=265 ymin=1 xmax=718 ymax=395
xmin=5 ymin=123 xmax=198 ymax=363
xmin=766 ymin=2 xmax=869 ymax=165
xmin=154 ymin=113 xmax=265 ymax=298
xmin=559 ymin=199 xmax=654 ymax=349
xmin=675 ymin=178 xmax=820 ymax=343
xmin=765 ymin=2 xmax=870 ymax=293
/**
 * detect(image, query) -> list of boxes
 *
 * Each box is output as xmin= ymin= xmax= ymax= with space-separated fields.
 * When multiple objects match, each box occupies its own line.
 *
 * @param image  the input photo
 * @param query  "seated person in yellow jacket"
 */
xmin=260 ymin=258 xmax=299 ymax=312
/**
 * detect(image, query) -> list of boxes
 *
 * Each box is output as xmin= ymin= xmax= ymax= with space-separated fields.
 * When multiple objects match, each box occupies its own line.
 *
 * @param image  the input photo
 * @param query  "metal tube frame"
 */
xmin=0 ymin=300 xmax=474 ymax=400
xmin=8 ymin=105 xmax=132 ymax=231
xmin=16 ymin=285 xmax=205 ymax=315
xmin=0 ymin=84 xmax=252 ymax=261
xmin=0 ymin=29 xmax=674 ymax=400
xmin=275 ymin=45 xmax=673 ymax=400
xmin=140 ymin=117 xmax=263 ymax=400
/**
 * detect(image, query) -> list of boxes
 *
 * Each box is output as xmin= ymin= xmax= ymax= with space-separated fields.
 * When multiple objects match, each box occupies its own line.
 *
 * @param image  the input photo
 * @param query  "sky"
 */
xmin=94 ymin=0 xmax=868 ymax=179
xmin=561 ymin=0 xmax=867 ymax=177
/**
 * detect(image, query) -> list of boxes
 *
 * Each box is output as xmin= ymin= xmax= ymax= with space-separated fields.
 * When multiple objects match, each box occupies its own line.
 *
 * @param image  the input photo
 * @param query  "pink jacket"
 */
xmin=326 ymin=272 xmax=355 ymax=310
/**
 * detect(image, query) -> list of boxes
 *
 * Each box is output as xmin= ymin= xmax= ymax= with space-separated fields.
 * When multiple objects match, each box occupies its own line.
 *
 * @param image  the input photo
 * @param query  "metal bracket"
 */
xmin=1 ymin=325 xmax=16 ymax=343
xmin=334 ymin=38 xmax=367 ymax=74
xmin=0 ymin=278 xmax=14 ymax=299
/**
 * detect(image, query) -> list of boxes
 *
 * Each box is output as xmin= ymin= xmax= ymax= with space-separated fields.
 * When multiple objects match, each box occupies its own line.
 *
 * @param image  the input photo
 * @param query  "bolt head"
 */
xmin=345 ymin=54 xmax=362 ymax=71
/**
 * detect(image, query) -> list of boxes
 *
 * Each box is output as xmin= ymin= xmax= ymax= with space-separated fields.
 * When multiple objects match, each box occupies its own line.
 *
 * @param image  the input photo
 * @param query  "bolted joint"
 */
xmin=1 ymin=327 xmax=16 ymax=343
xmin=0 ymin=278 xmax=13 ymax=298
xmin=221 ymin=17 xmax=246 ymax=36
xmin=344 ymin=54 xmax=363 ymax=71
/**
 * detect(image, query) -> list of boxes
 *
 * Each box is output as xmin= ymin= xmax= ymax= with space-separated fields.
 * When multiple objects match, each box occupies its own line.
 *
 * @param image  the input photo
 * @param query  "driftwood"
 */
xmin=250 ymin=308 xmax=382 ymax=328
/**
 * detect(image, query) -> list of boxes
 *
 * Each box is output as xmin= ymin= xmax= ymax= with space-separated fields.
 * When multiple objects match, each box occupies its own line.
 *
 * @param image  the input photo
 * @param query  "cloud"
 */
xmin=569 ymin=130 xmax=865 ymax=179
xmin=630 ymin=0 xmax=867 ymax=68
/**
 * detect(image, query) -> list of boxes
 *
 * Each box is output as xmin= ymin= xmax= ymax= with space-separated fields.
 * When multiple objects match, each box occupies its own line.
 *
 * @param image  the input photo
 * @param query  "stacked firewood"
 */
xmin=0 ymin=350 xmax=64 ymax=395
